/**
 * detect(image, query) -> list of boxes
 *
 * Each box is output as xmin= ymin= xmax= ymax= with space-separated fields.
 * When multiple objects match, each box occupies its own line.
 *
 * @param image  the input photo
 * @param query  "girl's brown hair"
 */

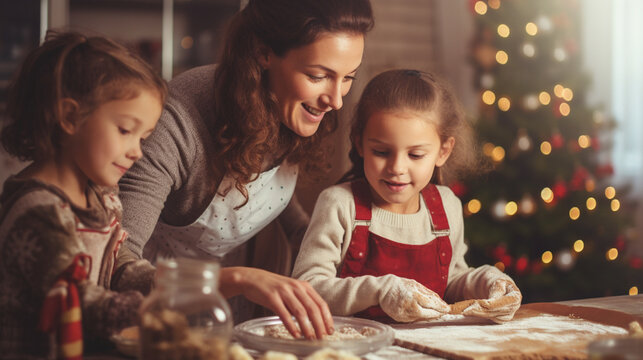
xmin=213 ymin=0 xmax=374 ymax=203
xmin=341 ymin=69 xmax=486 ymax=185
xmin=1 ymin=30 xmax=167 ymax=162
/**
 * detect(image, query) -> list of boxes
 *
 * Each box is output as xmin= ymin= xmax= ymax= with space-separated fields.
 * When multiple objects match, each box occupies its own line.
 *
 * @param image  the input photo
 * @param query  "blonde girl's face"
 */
xmin=67 ymin=89 xmax=162 ymax=188
xmin=262 ymin=32 xmax=364 ymax=137
xmin=358 ymin=109 xmax=454 ymax=214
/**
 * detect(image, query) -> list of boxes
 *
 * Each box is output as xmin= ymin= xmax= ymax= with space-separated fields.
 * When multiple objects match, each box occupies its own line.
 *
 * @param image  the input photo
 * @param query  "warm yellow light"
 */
xmin=491 ymin=146 xmax=506 ymax=162
xmin=569 ymin=207 xmax=580 ymax=220
xmin=559 ymin=102 xmax=571 ymax=116
xmin=498 ymin=97 xmax=511 ymax=111
xmin=180 ymin=36 xmax=194 ymax=49
xmin=606 ymin=248 xmax=618 ymax=261
xmin=495 ymin=261 xmax=506 ymax=272
xmin=562 ymin=88 xmax=574 ymax=101
xmin=611 ymin=199 xmax=621 ymax=211
xmin=474 ymin=1 xmax=488 ymax=15
xmin=630 ymin=287 xmax=639 ymax=296
xmin=585 ymin=179 xmax=596 ymax=192
xmin=541 ymin=187 xmax=554 ymax=203
xmin=482 ymin=90 xmax=496 ymax=105
xmin=497 ymin=24 xmax=510 ymax=38
xmin=483 ymin=142 xmax=495 ymax=156
xmin=539 ymin=91 xmax=551 ymax=105
xmin=468 ymin=199 xmax=482 ymax=214
xmin=554 ymin=84 xmax=565 ymax=97
xmin=540 ymin=141 xmax=552 ymax=155
xmin=605 ymin=186 xmax=616 ymax=199
xmin=573 ymin=240 xmax=584 ymax=253
xmin=542 ymin=251 xmax=553 ymax=264
xmin=526 ymin=22 xmax=538 ymax=36
xmin=488 ymin=0 xmax=501 ymax=9
xmin=505 ymin=201 xmax=518 ymax=216
xmin=496 ymin=50 xmax=509 ymax=64
xmin=578 ymin=135 xmax=590 ymax=148
xmin=586 ymin=197 xmax=597 ymax=210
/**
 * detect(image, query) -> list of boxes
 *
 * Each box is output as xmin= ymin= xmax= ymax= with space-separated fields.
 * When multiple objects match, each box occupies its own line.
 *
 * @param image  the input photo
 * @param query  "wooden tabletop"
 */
xmin=88 ymin=294 xmax=642 ymax=359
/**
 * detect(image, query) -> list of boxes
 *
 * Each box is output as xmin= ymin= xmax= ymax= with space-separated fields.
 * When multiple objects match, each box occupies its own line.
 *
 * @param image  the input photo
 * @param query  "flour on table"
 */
xmin=393 ymin=313 xmax=628 ymax=354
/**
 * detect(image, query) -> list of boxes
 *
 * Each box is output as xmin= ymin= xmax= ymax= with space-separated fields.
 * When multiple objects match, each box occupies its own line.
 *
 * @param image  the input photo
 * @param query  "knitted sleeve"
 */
xmin=292 ymin=184 xmax=401 ymax=316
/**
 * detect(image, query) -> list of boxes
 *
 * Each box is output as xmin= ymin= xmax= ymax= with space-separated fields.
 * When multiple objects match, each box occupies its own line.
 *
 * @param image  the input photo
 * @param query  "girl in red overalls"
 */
xmin=293 ymin=69 xmax=522 ymax=324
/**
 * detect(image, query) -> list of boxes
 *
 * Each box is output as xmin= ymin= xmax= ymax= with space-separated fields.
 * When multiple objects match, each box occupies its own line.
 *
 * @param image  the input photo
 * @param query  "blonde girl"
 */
xmin=0 ymin=31 xmax=166 ymax=358
xmin=293 ymin=69 xmax=522 ymax=323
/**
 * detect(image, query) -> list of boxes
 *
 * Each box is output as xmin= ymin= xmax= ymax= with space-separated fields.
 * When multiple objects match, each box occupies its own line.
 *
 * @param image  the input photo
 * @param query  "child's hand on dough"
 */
xmin=380 ymin=278 xmax=450 ymax=322
xmin=461 ymin=279 xmax=522 ymax=323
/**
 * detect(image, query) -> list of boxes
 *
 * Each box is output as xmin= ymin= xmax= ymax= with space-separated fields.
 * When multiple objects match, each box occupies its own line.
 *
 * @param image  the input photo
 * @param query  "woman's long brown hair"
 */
xmin=212 ymin=0 xmax=374 ymax=205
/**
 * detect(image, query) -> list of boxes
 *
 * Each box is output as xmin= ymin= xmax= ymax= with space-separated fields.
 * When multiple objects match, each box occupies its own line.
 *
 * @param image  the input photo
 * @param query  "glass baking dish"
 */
xmin=233 ymin=316 xmax=394 ymax=356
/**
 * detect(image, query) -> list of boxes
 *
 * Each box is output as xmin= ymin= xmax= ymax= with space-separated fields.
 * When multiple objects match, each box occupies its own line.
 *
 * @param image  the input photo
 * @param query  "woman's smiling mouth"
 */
xmin=302 ymin=103 xmax=323 ymax=116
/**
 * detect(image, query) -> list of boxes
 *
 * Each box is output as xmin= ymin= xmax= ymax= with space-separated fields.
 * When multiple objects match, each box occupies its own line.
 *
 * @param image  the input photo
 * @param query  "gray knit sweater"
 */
xmin=116 ymin=65 xmax=309 ymax=282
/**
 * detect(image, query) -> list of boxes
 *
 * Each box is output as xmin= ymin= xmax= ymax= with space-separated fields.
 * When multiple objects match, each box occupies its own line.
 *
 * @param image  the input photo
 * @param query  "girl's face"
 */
xmin=358 ymin=109 xmax=454 ymax=214
xmin=67 ymin=89 xmax=162 ymax=188
xmin=262 ymin=32 xmax=364 ymax=137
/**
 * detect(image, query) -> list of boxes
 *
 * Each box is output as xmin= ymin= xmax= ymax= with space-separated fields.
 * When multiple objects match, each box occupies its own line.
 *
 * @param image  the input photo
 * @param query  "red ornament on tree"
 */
xmin=552 ymin=180 xmax=568 ymax=199
xmin=515 ymin=256 xmax=529 ymax=274
xmin=492 ymin=244 xmax=507 ymax=260
xmin=550 ymin=133 xmax=565 ymax=149
xmin=569 ymin=166 xmax=589 ymax=191
xmin=614 ymin=236 xmax=626 ymax=252
xmin=629 ymin=257 xmax=642 ymax=269
xmin=449 ymin=181 xmax=468 ymax=197
xmin=595 ymin=163 xmax=614 ymax=177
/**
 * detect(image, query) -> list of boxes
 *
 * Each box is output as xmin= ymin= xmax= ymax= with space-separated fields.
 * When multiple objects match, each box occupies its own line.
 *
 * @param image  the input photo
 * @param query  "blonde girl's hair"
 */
xmin=341 ymin=69 xmax=486 ymax=185
xmin=1 ymin=30 xmax=167 ymax=162
xmin=213 ymin=0 xmax=374 ymax=205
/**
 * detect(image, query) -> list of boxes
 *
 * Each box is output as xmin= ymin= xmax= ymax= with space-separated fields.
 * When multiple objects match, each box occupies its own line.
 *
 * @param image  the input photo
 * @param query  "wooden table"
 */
xmin=88 ymin=294 xmax=642 ymax=359
xmin=364 ymin=294 xmax=642 ymax=360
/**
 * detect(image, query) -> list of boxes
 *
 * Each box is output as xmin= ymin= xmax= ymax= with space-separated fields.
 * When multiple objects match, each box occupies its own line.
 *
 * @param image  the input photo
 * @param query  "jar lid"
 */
xmin=155 ymin=257 xmax=221 ymax=287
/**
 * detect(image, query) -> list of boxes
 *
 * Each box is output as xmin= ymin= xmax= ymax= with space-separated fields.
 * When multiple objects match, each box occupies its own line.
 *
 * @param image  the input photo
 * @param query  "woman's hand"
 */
xmin=380 ymin=278 xmax=450 ymax=322
xmin=461 ymin=279 xmax=522 ymax=323
xmin=219 ymin=267 xmax=334 ymax=339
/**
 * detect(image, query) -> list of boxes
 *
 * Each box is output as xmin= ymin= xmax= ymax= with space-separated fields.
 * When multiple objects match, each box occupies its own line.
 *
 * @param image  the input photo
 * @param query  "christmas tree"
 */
xmin=457 ymin=0 xmax=642 ymax=302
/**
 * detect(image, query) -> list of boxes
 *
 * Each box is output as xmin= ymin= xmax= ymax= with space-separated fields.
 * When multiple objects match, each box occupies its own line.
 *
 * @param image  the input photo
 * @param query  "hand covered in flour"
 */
xmin=380 ymin=278 xmax=450 ymax=322
xmin=461 ymin=279 xmax=522 ymax=323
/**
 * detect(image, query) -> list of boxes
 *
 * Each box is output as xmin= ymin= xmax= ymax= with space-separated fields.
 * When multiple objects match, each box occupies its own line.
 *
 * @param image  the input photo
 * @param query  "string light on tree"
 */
xmin=555 ymin=249 xmax=575 ymax=271
xmin=496 ymin=50 xmax=509 ymax=64
xmin=539 ymin=91 xmax=551 ymax=105
xmin=497 ymin=24 xmax=510 ymax=38
xmin=573 ymin=240 xmax=584 ymax=253
xmin=522 ymin=43 xmax=536 ymax=57
xmin=525 ymin=22 xmax=538 ymax=36
xmin=523 ymin=94 xmax=539 ymax=110
xmin=519 ymin=194 xmax=537 ymax=215
xmin=536 ymin=15 xmax=552 ymax=32
xmin=492 ymin=199 xmax=509 ymax=220
xmin=553 ymin=47 xmax=567 ymax=62
xmin=482 ymin=90 xmax=496 ymax=105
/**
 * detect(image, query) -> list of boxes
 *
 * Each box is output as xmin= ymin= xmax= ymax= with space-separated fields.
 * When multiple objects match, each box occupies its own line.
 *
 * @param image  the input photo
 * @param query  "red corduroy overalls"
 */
xmin=339 ymin=180 xmax=453 ymax=321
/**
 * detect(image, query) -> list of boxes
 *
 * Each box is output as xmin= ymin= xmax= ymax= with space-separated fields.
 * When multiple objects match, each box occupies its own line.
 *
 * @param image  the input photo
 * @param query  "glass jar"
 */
xmin=139 ymin=257 xmax=232 ymax=360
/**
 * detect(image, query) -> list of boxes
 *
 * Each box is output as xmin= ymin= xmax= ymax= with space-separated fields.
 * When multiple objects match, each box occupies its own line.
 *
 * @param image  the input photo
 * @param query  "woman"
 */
xmin=114 ymin=0 xmax=374 ymax=340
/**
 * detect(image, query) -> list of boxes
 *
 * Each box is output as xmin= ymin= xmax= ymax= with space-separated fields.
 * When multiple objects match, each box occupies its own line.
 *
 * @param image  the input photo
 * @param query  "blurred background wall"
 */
xmin=1 ymin=0 xmax=641 ymax=301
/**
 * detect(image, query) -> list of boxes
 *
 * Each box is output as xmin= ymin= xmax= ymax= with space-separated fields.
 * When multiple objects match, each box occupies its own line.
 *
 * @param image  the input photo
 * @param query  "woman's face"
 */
xmin=263 ymin=32 xmax=365 ymax=137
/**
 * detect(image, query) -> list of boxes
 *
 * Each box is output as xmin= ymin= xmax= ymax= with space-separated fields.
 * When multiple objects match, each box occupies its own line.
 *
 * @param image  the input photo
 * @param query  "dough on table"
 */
xmin=263 ymin=324 xmax=376 ymax=340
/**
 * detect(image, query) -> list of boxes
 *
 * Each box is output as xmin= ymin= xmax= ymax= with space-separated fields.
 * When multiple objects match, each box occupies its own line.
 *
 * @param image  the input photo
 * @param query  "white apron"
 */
xmin=143 ymin=161 xmax=298 ymax=262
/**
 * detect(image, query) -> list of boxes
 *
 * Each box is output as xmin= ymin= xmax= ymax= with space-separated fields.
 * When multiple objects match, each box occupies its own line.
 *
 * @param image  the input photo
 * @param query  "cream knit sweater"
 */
xmin=292 ymin=182 xmax=512 ymax=316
